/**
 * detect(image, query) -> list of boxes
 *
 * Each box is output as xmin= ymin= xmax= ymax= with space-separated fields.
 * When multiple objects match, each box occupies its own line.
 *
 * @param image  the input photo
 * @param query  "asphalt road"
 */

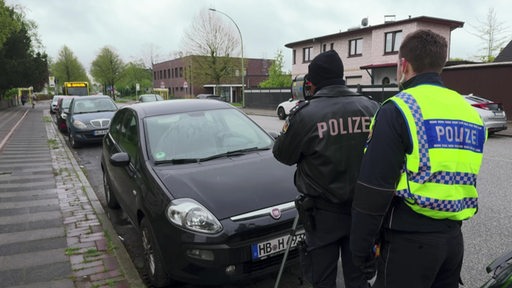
xmin=64 ymin=113 xmax=512 ymax=288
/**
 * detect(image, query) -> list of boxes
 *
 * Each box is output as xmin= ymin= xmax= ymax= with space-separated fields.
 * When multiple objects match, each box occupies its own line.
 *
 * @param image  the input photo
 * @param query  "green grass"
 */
xmin=47 ymin=138 xmax=59 ymax=149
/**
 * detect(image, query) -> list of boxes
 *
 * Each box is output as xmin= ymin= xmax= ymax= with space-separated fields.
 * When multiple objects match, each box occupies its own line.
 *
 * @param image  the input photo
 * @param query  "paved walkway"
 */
xmin=0 ymin=104 xmax=144 ymax=288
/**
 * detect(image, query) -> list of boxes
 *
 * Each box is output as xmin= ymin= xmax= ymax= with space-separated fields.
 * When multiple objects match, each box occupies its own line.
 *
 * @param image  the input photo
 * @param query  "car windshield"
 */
xmin=140 ymin=94 xmax=163 ymax=102
xmin=73 ymin=98 xmax=117 ymax=113
xmin=145 ymin=108 xmax=273 ymax=163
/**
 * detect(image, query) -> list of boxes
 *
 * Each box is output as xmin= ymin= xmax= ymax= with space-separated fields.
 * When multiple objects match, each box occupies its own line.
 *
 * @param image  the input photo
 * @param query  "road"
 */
xmin=65 ymin=113 xmax=512 ymax=288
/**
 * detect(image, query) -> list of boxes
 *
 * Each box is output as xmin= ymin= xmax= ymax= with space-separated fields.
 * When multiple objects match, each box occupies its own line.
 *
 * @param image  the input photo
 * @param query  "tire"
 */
xmin=141 ymin=218 xmax=172 ymax=287
xmin=103 ymin=170 xmax=120 ymax=209
xmin=69 ymin=132 xmax=80 ymax=148
xmin=277 ymin=107 xmax=286 ymax=120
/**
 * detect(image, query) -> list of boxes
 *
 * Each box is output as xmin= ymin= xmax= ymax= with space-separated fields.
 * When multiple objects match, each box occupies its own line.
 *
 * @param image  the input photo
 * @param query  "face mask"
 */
xmin=398 ymin=72 xmax=406 ymax=91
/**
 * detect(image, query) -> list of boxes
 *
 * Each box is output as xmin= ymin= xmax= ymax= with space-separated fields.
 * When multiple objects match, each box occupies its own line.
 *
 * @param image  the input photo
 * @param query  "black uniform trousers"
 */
xmin=301 ymin=208 xmax=368 ymax=288
xmin=373 ymin=227 xmax=463 ymax=288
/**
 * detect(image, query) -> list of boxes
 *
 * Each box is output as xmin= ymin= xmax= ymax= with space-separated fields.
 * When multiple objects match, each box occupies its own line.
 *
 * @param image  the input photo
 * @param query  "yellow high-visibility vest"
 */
xmin=386 ymin=85 xmax=486 ymax=220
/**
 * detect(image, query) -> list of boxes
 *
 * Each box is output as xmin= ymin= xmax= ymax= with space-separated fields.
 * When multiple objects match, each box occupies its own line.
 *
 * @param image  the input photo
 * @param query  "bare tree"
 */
xmin=469 ymin=8 xmax=509 ymax=62
xmin=140 ymin=43 xmax=161 ymax=69
xmin=181 ymin=8 xmax=241 ymax=92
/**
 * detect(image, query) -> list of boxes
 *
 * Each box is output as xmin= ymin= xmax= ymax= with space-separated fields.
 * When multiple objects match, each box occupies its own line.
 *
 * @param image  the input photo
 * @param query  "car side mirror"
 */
xmin=110 ymin=152 xmax=130 ymax=167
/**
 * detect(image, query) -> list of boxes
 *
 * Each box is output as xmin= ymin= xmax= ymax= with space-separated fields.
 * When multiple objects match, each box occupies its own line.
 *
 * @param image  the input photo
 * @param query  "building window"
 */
xmin=322 ymin=44 xmax=327 ymax=52
xmin=179 ymin=67 xmax=183 ymax=78
xmin=159 ymin=70 xmax=162 ymax=79
xmin=385 ymin=30 xmax=402 ymax=54
xmin=163 ymin=69 xmax=167 ymax=79
xmin=293 ymin=49 xmax=296 ymax=65
xmin=303 ymin=47 xmax=312 ymax=63
xmin=171 ymin=68 xmax=174 ymax=78
xmin=349 ymin=38 xmax=363 ymax=57
xmin=330 ymin=43 xmax=334 ymax=50
xmin=175 ymin=68 xmax=178 ymax=78
xmin=167 ymin=69 xmax=171 ymax=78
xmin=154 ymin=71 xmax=157 ymax=79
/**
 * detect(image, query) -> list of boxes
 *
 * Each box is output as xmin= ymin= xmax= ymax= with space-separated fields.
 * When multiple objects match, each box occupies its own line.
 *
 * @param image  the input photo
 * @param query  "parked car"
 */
xmin=276 ymin=98 xmax=300 ymax=120
xmin=463 ymin=94 xmax=508 ymax=134
xmin=66 ymin=95 xmax=118 ymax=148
xmin=50 ymin=95 xmax=65 ymax=114
xmin=55 ymin=96 xmax=78 ymax=133
xmin=138 ymin=93 xmax=164 ymax=103
xmin=101 ymin=99 xmax=302 ymax=287
xmin=196 ymin=93 xmax=224 ymax=101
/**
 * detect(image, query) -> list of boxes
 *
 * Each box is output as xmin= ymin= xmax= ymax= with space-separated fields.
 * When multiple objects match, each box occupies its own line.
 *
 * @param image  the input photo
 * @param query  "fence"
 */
xmin=244 ymin=84 xmax=399 ymax=109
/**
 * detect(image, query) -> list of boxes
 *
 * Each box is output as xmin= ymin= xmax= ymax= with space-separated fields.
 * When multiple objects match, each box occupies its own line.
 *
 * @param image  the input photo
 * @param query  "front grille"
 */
xmin=90 ymin=119 xmax=110 ymax=128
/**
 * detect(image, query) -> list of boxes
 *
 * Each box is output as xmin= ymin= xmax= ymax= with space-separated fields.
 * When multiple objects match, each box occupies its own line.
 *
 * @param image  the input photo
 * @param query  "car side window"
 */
xmin=119 ymin=111 xmax=139 ymax=162
xmin=109 ymin=110 xmax=125 ymax=141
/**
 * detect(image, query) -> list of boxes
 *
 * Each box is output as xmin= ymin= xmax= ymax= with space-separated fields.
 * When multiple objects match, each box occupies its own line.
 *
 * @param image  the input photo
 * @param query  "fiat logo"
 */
xmin=270 ymin=208 xmax=281 ymax=220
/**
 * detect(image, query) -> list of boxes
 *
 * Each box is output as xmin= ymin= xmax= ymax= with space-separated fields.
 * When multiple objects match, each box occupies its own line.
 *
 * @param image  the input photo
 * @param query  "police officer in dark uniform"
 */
xmin=272 ymin=50 xmax=379 ymax=288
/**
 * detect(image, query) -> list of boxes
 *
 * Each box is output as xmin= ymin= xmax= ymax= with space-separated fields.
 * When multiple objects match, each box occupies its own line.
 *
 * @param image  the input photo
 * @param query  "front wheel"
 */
xmin=141 ymin=218 xmax=172 ymax=287
xmin=277 ymin=107 xmax=286 ymax=120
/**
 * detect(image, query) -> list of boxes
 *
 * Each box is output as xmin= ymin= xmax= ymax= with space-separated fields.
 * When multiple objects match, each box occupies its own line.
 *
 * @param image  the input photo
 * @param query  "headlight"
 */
xmin=72 ymin=119 xmax=87 ymax=129
xmin=166 ymin=198 xmax=222 ymax=234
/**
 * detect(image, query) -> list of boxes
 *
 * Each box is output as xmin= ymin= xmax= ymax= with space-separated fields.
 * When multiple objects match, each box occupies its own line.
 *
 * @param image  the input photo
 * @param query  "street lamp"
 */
xmin=209 ymin=8 xmax=245 ymax=107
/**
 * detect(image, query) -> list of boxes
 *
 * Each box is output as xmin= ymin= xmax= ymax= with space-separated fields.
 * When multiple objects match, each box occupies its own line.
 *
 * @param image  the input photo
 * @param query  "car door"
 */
xmin=111 ymin=110 xmax=141 ymax=222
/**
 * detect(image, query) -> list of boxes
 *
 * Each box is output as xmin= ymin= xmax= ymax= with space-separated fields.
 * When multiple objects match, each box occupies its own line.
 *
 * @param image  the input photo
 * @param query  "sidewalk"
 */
xmin=0 ymin=104 xmax=144 ymax=288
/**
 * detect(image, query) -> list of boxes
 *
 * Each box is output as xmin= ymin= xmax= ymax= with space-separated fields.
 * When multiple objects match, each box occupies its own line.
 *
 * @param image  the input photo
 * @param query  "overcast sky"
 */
xmin=6 ymin=0 xmax=512 ymax=71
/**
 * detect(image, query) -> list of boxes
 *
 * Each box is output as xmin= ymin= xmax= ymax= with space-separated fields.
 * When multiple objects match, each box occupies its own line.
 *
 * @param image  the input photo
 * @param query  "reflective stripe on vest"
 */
xmin=389 ymin=87 xmax=485 ymax=220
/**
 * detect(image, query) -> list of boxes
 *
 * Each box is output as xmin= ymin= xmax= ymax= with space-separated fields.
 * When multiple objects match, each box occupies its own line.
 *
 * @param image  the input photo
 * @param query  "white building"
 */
xmin=285 ymin=16 xmax=463 ymax=86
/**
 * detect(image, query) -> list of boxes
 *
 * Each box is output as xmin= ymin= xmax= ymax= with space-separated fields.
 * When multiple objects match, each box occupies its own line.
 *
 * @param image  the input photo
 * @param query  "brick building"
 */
xmin=153 ymin=56 xmax=273 ymax=103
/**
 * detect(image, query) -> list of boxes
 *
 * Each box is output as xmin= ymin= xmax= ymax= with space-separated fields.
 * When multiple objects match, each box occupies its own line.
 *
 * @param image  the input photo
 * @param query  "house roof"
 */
xmin=284 ymin=16 xmax=464 ymax=48
xmin=443 ymin=61 xmax=512 ymax=70
xmin=360 ymin=63 xmax=396 ymax=69
xmin=494 ymin=40 xmax=512 ymax=62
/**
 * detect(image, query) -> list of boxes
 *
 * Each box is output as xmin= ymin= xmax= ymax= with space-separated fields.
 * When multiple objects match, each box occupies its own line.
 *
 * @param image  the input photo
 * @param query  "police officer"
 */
xmin=273 ymin=50 xmax=379 ymax=288
xmin=350 ymin=29 xmax=487 ymax=288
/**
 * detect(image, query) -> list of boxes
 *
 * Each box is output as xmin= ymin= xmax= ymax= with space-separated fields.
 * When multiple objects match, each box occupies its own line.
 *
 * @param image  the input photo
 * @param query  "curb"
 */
xmin=44 ymin=110 xmax=145 ymax=288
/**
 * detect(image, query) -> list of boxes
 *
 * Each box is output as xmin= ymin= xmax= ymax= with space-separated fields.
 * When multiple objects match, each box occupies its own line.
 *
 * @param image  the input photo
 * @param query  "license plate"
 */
xmin=94 ymin=129 xmax=108 ymax=136
xmin=251 ymin=230 xmax=305 ymax=260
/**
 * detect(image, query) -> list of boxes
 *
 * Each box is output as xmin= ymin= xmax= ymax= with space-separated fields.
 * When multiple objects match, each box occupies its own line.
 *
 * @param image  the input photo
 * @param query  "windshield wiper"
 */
xmin=199 ymin=147 xmax=270 ymax=162
xmin=154 ymin=158 xmax=199 ymax=165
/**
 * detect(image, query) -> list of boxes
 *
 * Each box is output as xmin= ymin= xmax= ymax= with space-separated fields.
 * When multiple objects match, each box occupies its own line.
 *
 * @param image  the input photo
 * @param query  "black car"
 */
xmin=101 ymin=99 xmax=302 ymax=287
xmin=66 ymin=95 xmax=118 ymax=148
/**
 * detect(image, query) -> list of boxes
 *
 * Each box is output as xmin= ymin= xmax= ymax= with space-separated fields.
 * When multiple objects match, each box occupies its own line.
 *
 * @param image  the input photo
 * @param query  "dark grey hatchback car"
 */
xmin=101 ymin=99 xmax=303 ymax=287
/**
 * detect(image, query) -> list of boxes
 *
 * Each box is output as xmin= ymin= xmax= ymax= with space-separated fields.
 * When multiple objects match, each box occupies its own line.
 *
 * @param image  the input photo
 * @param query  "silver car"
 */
xmin=463 ymin=94 xmax=507 ymax=134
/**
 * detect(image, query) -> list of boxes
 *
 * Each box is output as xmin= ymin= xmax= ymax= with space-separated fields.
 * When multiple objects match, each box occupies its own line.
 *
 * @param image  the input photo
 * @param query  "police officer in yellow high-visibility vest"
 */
xmin=350 ymin=29 xmax=487 ymax=288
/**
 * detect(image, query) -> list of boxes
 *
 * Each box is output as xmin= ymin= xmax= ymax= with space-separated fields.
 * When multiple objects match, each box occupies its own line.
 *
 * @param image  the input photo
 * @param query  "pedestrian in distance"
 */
xmin=350 ymin=29 xmax=487 ymax=288
xmin=273 ymin=50 xmax=380 ymax=288
xmin=30 ymin=93 xmax=37 ymax=108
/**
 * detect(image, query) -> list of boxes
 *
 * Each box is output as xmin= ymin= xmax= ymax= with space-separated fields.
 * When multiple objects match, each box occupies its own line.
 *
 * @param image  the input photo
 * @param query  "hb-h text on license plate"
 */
xmin=251 ymin=230 xmax=305 ymax=260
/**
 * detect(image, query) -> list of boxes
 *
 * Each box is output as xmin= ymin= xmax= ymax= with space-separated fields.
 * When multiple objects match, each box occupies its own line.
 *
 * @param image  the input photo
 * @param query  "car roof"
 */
xmin=125 ymin=99 xmax=234 ymax=118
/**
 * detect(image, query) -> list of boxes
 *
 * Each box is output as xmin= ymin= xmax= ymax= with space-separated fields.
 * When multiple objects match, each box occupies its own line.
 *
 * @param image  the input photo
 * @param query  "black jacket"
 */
xmin=273 ymin=85 xmax=379 ymax=205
